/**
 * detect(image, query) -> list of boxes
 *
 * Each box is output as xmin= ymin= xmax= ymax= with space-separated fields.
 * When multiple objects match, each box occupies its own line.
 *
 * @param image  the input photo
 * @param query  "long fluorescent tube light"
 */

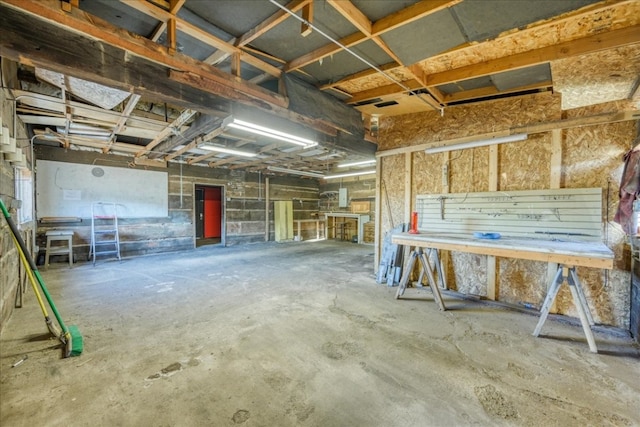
xmin=227 ymin=119 xmax=317 ymax=148
xmin=338 ymin=159 xmax=376 ymax=168
xmin=323 ymin=169 xmax=376 ymax=180
xmin=200 ymin=145 xmax=257 ymax=157
xmin=268 ymin=166 xmax=325 ymax=178
xmin=424 ymin=133 xmax=528 ymax=154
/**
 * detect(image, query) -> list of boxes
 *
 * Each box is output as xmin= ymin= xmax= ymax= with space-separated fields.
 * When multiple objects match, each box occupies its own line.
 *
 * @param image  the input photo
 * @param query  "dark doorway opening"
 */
xmin=195 ymin=185 xmax=224 ymax=247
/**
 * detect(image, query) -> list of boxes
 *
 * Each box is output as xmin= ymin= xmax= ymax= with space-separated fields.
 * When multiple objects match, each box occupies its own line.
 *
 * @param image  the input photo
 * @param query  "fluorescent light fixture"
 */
xmin=323 ymin=169 xmax=376 ymax=180
xmin=227 ymin=119 xmax=317 ymax=148
xmin=338 ymin=159 xmax=376 ymax=168
xmin=200 ymin=145 xmax=257 ymax=157
xmin=424 ymin=133 xmax=528 ymax=154
xmin=267 ymin=166 xmax=325 ymax=178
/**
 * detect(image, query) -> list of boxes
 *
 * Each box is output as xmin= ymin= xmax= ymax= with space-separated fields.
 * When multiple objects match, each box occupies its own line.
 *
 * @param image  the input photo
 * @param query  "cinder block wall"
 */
xmin=0 ymin=78 xmax=32 ymax=334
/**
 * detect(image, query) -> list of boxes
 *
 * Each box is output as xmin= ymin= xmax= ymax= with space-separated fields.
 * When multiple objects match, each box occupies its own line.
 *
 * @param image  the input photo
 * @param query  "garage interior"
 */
xmin=1 ymin=0 xmax=639 ymax=425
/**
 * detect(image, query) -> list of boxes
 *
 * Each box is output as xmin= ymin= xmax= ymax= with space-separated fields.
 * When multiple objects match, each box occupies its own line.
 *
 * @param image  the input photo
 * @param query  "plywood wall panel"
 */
xmin=379 ymin=92 xmax=638 ymax=328
xmin=379 ymin=92 xmax=561 ymax=151
xmin=412 ymin=151 xmax=440 ymax=196
xmin=499 ymin=133 xmax=550 ymax=191
xmin=553 ymin=45 xmax=640 ymax=110
xmin=380 ymin=154 xmax=406 ymax=230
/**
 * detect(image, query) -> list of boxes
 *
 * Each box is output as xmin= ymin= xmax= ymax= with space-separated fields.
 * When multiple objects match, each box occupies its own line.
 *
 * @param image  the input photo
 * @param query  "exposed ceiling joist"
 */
xmin=285 ymin=0 xmax=460 ymax=71
xmin=121 ymin=0 xmax=282 ymax=77
xmin=346 ymin=25 xmax=640 ymax=104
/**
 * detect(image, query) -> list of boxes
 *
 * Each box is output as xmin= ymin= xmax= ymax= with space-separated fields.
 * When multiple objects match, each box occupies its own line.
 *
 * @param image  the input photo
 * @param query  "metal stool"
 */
xmin=45 ymin=230 xmax=74 ymax=268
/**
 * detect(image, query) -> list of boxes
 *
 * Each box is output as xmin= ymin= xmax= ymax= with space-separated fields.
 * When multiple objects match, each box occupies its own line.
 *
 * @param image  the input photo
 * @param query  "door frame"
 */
xmin=193 ymin=183 xmax=226 ymax=247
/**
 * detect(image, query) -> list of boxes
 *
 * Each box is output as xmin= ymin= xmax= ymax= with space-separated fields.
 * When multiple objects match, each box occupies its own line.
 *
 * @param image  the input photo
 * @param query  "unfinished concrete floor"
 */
xmin=1 ymin=241 xmax=639 ymax=426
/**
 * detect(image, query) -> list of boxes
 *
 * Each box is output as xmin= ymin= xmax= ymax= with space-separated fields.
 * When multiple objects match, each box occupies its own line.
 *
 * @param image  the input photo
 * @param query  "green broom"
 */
xmin=1 ymin=198 xmax=83 ymax=358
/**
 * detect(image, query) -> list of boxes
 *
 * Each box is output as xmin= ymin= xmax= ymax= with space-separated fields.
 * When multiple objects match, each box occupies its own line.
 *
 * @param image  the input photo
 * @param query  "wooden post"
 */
xmin=374 ymin=158 xmax=382 ymax=270
xmin=301 ymin=2 xmax=313 ymax=37
xmin=404 ymin=152 xmax=413 ymax=224
xmin=487 ymin=144 xmax=499 ymax=300
xmin=264 ymin=177 xmax=270 ymax=241
xmin=548 ymin=128 xmax=563 ymax=312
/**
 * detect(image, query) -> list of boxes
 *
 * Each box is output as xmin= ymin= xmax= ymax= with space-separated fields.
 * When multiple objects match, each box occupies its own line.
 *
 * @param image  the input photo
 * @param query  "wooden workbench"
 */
xmin=392 ymin=232 xmax=614 ymax=353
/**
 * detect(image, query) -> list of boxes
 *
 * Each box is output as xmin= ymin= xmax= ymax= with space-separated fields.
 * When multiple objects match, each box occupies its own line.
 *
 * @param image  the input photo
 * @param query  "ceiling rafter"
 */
xmin=323 ymin=0 xmax=636 ymax=93
xmin=164 ymin=123 xmax=228 ymax=161
xmin=135 ymin=108 xmax=197 ymax=157
xmin=442 ymin=80 xmax=553 ymax=104
xmin=2 ymin=0 xmax=289 ymax=108
xmin=346 ymin=25 xmax=640 ymax=105
xmin=285 ymin=0 xmax=460 ymax=72
xmin=326 ymin=0 xmax=442 ymax=109
xmin=121 ymin=0 xmax=282 ymax=78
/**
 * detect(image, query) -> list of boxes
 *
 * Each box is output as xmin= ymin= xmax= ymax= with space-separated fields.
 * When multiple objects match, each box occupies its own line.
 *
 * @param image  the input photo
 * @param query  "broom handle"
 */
xmin=0 ymin=199 xmax=69 ymax=333
xmin=12 ymin=233 xmax=49 ymax=316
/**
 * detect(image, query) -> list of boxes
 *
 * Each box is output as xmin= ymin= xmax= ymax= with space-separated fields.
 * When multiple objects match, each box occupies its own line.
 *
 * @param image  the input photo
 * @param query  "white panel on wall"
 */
xmin=36 ymin=160 xmax=168 ymax=218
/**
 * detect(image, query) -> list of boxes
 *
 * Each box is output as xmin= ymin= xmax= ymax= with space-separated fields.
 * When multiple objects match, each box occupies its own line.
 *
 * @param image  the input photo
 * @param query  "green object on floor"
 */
xmin=0 ymin=198 xmax=83 ymax=358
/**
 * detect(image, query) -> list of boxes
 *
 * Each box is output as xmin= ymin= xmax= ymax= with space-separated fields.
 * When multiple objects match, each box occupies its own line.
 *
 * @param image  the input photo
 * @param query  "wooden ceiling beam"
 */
xmin=135 ymin=108 xmax=196 ymax=157
xmin=323 ymin=0 xmax=636 ymax=91
xmin=442 ymin=81 xmax=553 ymax=104
xmin=164 ymin=125 xmax=226 ymax=161
xmin=347 ymin=25 xmax=640 ymax=104
xmin=286 ymin=0 xmax=459 ymax=71
xmin=121 ymin=0 xmax=281 ymax=77
xmin=327 ymin=0 xmax=372 ymax=35
xmin=347 ymin=79 xmax=422 ymax=104
xmin=238 ymin=0 xmax=311 ymax=48
xmin=421 ymin=25 xmax=640 ymax=87
xmin=1 ymin=0 xmax=287 ymax=110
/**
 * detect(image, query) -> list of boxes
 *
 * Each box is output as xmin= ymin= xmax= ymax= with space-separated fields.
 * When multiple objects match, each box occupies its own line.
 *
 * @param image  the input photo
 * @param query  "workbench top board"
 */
xmin=392 ymin=232 xmax=614 ymax=270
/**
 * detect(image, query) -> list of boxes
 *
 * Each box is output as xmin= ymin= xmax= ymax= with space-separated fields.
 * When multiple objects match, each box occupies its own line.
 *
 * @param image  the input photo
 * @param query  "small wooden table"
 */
xmin=45 ymin=230 xmax=74 ymax=268
xmin=392 ymin=232 xmax=615 ymax=353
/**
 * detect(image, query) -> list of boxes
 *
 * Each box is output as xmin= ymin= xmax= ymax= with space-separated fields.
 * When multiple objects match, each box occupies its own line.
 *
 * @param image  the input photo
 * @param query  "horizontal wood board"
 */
xmin=416 ymin=188 xmax=603 ymax=242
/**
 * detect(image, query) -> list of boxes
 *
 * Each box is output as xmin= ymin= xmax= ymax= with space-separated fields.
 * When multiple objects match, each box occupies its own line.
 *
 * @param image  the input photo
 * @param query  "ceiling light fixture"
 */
xmin=267 ymin=166 xmax=325 ymax=178
xmin=323 ymin=169 xmax=376 ymax=180
xmin=199 ymin=145 xmax=257 ymax=157
xmin=338 ymin=159 xmax=376 ymax=168
xmin=424 ymin=133 xmax=528 ymax=154
xmin=227 ymin=119 xmax=317 ymax=148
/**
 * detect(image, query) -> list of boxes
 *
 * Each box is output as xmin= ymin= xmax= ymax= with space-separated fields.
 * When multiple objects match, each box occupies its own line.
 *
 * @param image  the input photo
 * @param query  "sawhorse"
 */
xmin=533 ymin=265 xmax=598 ymax=353
xmin=395 ymin=246 xmax=446 ymax=311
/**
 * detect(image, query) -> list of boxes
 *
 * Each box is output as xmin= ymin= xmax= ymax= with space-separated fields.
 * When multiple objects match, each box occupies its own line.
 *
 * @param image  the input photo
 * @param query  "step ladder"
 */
xmin=89 ymin=202 xmax=121 ymax=265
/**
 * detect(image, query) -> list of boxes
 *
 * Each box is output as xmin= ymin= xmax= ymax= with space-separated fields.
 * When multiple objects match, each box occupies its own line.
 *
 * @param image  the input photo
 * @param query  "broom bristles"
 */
xmin=64 ymin=326 xmax=83 ymax=358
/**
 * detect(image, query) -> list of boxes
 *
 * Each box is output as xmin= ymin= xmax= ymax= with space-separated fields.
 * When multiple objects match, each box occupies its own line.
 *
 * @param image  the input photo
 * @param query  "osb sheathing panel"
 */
xmin=552 ymin=44 xmax=640 ymax=110
xmin=380 ymin=155 xmax=406 ymax=230
xmin=379 ymin=93 xmax=637 ymax=328
xmin=412 ymin=151 xmax=441 ymax=196
xmin=499 ymin=133 xmax=551 ymax=191
xmin=336 ymin=1 xmax=640 ymax=95
xmin=449 ymin=147 xmax=490 ymax=193
xmin=378 ymin=92 xmax=561 ymax=151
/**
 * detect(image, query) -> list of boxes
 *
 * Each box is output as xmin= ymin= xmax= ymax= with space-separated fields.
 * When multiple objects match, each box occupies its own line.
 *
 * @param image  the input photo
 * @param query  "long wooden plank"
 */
xmin=392 ymin=233 xmax=614 ymax=270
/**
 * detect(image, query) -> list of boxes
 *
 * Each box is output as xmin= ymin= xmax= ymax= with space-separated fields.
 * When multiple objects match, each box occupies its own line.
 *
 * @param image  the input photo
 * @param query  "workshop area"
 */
xmin=1 ymin=241 xmax=639 ymax=426
xmin=1 ymin=0 xmax=639 ymax=425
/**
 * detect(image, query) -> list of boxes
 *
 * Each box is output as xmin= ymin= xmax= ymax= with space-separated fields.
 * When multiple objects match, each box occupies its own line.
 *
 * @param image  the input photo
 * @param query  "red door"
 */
xmin=203 ymin=187 xmax=222 ymax=238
